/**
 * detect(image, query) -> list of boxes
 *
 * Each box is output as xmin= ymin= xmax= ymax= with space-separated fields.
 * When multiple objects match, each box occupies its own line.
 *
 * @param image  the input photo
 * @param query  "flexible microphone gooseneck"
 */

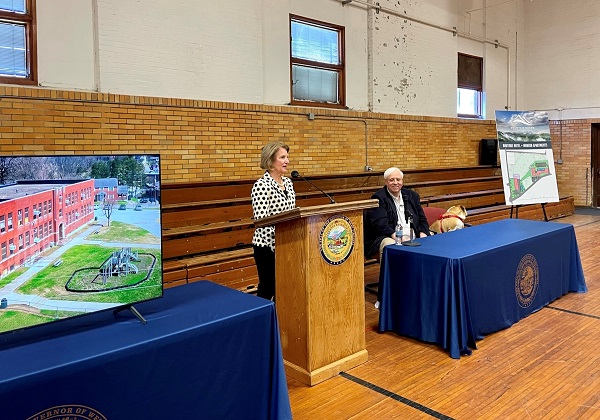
xmin=291 ymin=170 xmax=336 ymax=204
xmin=403 ymin=210 xmax=422 ymax=247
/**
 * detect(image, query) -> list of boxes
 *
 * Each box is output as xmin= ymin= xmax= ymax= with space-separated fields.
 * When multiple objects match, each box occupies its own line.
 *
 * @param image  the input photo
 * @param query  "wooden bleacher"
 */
xmin=161 ymin=166 xmax=575 ymax=292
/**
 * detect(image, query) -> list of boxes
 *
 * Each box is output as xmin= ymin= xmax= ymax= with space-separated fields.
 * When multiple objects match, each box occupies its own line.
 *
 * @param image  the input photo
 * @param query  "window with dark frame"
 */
xmin=0 ymin=0 xmax=37 ymax=85
xmin=457 ymin=53 xmax=483 ymax=118
xmin=290 ymin=15 xmax=345 ymax=108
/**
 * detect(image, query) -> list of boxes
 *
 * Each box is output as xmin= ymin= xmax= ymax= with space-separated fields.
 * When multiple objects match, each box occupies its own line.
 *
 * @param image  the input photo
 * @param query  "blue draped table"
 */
xmin=0 ymin=281 xmax=292 ymax=420
xmin=378 ymin=219 xmax=587 ymax=359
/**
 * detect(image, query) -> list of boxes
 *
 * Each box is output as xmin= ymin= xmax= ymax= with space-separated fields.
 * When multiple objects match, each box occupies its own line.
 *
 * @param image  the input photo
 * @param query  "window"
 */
xmin=290 ymin=15 xmax=345 ymax=107
xmin=0 ymin=0 xmax=36 ymax=85
xmin=0 ymin=214 xmax=4 ymax=233
xmin=7 ymin=212 xmax=12 ymax=230
xmin=457 ymin=53 xmax=483 ymax=118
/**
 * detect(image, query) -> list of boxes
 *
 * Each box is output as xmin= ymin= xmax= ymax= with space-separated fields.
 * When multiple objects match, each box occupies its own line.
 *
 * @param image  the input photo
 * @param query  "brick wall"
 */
xmin=0 ymin=85 xmax=513 ymax=184
xmin=550 ymin=119 xmax=596 ymax=206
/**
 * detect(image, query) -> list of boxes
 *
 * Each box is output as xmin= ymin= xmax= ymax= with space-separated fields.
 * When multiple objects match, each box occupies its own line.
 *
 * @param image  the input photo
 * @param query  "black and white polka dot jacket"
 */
xmin=251 ymin=171 xmax=296 ymax=251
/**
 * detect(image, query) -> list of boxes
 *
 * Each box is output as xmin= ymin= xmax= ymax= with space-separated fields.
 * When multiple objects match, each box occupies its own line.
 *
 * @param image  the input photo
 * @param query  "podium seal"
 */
xmin=319 ymin=215 xmax=355 ymax=265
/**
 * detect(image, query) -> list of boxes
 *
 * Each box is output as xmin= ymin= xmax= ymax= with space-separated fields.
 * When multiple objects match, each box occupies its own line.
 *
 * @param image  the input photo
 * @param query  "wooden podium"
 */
xmin=255 ymin=199 xmax=378 ymax=386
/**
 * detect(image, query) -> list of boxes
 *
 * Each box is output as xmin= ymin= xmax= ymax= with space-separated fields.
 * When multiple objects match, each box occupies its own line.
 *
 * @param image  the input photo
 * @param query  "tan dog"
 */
xmin=429 ymin=205 xmax=468 ymax=234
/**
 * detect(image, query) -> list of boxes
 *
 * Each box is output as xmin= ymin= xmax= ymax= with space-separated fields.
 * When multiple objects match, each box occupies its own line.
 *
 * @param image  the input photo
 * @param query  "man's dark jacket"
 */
xmin=364 ymin=186 xmax=430 ymax=257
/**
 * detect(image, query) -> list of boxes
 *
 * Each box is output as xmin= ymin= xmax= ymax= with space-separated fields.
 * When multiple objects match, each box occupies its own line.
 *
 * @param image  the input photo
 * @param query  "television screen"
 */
xmin=0 ymin=154 xmax=163 ymax=337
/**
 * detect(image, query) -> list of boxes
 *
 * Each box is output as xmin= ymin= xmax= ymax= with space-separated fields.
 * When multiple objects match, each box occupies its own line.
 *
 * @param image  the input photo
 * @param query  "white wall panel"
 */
xmin=371 ymin=0 xmax=457 ymax=117
xmin=522 ymin=0 xmax=600 ymax=119
xmin=97 ymin=0 xmax=263 ymax=103
xmin=35 ymin=0 xmax=589 ymax=121
xmin=36 ymin=0 xmax=95 ymax=90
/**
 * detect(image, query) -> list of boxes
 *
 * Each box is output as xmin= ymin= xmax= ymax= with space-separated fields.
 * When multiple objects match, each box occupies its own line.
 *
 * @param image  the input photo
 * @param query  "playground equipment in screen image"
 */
xmin=0 ymin=153 xmax=163 ymax=337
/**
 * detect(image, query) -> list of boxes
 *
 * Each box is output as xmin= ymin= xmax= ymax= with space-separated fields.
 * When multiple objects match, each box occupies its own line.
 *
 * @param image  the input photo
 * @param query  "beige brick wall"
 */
xmin=550 ymin=119 xmax=597 ymax=206
xmin=3 ymin=86 xmax=593 ymax=206
xmin=0 ymin=87 xmax=500 ymax=184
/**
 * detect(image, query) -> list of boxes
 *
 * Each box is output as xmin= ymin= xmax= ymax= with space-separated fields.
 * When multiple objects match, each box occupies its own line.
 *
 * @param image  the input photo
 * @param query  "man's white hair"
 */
xmin=383 ymin=167 xmax=403 ymax=180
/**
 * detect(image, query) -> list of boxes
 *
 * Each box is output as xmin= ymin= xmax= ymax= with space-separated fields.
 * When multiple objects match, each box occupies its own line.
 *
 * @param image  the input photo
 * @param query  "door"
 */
xmin=592 ymin=124 xmax=600 ymax=207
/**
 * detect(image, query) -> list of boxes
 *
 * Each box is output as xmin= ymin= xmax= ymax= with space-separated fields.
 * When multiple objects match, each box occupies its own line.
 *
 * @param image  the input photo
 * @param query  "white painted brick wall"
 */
xmin=37 ymin=0 xmax=600 ymax=120
xmin=97 ymin=0 xmax=264 ymax=103
xmin=371 ymin=0 xmax=457 ymax=116
xmin=523 ymin=0 xmax=600 ymax=119
xmin=36 ymin=0 xmax=95 ymax=90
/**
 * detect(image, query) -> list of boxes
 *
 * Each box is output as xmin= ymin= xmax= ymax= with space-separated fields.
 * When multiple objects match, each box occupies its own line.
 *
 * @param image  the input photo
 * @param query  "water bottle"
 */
xmin=395 ymin=222 xmax=402 ymax=245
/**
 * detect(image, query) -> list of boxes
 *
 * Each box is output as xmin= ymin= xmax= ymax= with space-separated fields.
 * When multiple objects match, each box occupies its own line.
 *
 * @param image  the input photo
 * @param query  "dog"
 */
xmin=429 ymin=205 xmax=468 ymax=234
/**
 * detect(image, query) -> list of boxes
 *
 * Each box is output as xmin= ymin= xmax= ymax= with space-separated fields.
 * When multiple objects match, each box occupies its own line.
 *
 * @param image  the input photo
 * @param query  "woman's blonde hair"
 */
xmin=260 ymin=141 xmax=289 ymax=170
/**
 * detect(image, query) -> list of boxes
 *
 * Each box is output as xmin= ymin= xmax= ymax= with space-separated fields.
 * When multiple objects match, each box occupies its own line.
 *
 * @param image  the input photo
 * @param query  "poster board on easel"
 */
xmin=494 ymin=111 xmax=560 ymax=213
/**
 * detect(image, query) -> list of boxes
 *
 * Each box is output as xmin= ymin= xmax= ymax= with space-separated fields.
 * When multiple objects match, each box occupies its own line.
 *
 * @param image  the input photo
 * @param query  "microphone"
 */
xmin=403 ymin=210 xmax=421 ymax=247
xmin=291 ymin=171 xmax=336 ymax=204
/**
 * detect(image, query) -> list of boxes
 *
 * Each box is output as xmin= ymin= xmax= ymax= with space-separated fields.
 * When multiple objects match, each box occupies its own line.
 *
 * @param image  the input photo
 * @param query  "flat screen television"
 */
xmin=0 ymin=154 xmax=163 ymax=339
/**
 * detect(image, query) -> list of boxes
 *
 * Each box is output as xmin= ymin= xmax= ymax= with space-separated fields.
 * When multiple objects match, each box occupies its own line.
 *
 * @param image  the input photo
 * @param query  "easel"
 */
xmin=510 ymin=203 xmax=548 ymax=221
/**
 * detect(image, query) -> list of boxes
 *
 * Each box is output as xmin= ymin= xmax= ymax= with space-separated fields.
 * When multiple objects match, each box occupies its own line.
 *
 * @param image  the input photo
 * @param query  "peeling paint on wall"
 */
xmin=371 ymin=0 xmax=457 ymax=116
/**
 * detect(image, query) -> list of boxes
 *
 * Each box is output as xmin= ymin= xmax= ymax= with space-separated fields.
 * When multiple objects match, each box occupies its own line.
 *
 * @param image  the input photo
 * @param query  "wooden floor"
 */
xmin=286 ymin=213 xmax=600 ymax=419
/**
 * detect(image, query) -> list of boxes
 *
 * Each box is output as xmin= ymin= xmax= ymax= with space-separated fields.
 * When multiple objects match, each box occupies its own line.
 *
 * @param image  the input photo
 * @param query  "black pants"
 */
xmin=253 ymin=245 xmax=275 ymax=300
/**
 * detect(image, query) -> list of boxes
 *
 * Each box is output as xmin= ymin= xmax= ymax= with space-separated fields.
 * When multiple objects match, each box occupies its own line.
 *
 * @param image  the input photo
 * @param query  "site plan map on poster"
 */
xmin=495 ymin=110 xmax=560 ymax=205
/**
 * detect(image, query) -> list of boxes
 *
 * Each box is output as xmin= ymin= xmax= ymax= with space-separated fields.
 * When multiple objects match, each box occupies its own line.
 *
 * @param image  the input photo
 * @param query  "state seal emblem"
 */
xmin=319 ymin=215 xmax=355 ymax=265
xmin=27 ymin=405 xmax=108 ymax=420
xmin=515 ymin=254 xmax=539 ymax=308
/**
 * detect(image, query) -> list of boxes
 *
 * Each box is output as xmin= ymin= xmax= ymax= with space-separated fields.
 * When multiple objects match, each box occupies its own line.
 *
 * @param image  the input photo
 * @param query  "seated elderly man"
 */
xmin=364 ymin=167 xmax=430 ymax=261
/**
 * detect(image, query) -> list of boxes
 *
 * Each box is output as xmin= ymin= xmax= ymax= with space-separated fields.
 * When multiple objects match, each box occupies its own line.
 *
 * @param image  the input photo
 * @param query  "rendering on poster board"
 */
xmin=495 ymin=110 xmax=560 ymax=205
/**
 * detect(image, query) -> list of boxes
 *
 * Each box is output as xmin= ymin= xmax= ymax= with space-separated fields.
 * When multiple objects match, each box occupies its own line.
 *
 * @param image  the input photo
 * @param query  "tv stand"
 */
xmin=113 ymin=304 xmax=147 ymax=324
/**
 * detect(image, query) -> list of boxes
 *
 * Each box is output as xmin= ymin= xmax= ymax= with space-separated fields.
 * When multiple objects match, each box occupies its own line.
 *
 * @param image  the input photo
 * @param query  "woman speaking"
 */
xmin=251 ymin=141 xmax=296 ymax=300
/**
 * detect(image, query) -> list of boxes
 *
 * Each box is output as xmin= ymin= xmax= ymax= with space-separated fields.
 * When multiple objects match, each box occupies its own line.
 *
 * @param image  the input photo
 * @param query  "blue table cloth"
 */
xmin=0 ymin=281 xmax=292 ymax=420
xmin=378 ymin=219 xmax=587 ymax=359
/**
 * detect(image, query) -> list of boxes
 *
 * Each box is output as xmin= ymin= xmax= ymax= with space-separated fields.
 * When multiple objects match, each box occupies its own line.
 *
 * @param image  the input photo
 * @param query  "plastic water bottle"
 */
xmin=395 ymin=222 xmax=403 ymax=245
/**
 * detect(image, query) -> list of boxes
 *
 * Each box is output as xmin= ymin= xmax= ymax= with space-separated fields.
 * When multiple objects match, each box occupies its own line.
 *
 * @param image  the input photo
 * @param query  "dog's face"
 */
xmin=446 ymin=205 xmax=467 ymax=220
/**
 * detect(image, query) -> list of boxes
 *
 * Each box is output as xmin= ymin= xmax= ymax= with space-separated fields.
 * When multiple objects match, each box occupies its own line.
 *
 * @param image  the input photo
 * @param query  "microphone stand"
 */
xmin=291 ymin=171 xmax=336 ymax=204
xmin=403 ymin=212 xmax=421 ymax=247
